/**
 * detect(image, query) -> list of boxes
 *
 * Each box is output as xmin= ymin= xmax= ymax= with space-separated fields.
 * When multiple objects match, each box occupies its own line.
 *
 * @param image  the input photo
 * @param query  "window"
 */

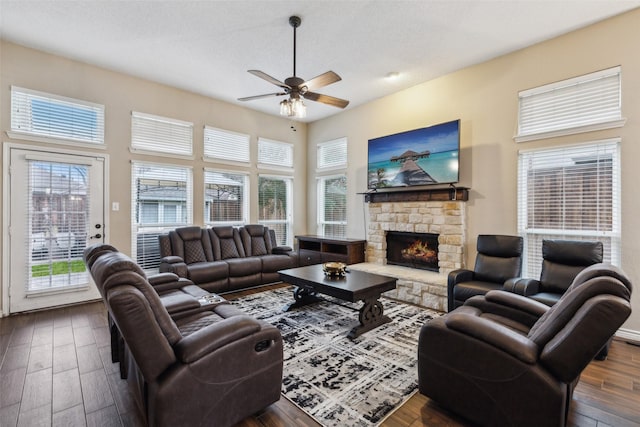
xmin=204 ymin=126 xmax=251 ymax=164
xmin=258 ymin=175 xmax=293 ymax=246
xmin=317 ymin=138 xmax=348 ymax=237
xmin=517 ymin=140 xmax=620 ymax=278
xmin=516 ymin=67 xmax=624 ymax=142
xmin=258 ymin=138 xmax=293 ymax=169
xmin=318 ymin=175 xmax=347 ymax=238
xmin=204 ymin=170 xmax=249 ymax=226
xmin=317 ymin=138 xmax=348 ymax=170
xmin=10 ymin=86 xmax=104 ymax=145
xmin=131 ymin=111 xmax=193 ymax=156
xmin=131 ymin=162 xmax=193 ymax=271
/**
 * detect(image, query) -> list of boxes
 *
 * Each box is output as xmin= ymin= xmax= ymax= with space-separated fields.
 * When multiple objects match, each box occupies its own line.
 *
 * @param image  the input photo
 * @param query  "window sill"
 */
xmin=6 ymin=131 xmax=106 ymax=149
xmin=514 ymin=118 xmax=626 ymax=143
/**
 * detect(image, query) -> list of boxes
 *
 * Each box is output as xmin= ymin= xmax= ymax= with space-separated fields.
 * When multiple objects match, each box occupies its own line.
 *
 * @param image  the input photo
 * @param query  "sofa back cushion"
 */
xmin=168 ymin=226 xmax=214 ymax=264
xmin=209 ymin=226 xmax=245 ymax=259
xmin=240 ymin=225 xmax=270 ymax=256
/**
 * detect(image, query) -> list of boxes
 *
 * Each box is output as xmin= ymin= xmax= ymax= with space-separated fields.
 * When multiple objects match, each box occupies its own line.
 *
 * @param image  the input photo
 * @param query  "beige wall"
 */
xmin=307 ymin=9 xmax=640 ymax=334
xmin=0 ymin=40 xmax=308 ymax=312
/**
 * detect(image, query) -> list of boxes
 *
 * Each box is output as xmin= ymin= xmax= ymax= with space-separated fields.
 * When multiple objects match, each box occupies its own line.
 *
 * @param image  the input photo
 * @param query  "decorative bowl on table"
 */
xmin=322 ymin=261 xmax=347 ymax=277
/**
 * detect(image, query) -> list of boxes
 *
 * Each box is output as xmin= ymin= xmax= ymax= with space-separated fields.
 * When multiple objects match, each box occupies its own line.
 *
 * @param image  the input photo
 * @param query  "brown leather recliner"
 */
xmin=90 ymin=249 xmax=284 ymax=427
xmin=419 ymin=263 xmax=632 ymax=427
xmin=447 ymin=235 xmax=523 ymax=311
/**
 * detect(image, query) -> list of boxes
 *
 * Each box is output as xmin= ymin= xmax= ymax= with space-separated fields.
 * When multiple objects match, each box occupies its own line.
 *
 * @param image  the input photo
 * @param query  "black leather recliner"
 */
xmin=419 ymin=263 xmax=633 ymax=427
xmin=447 ymin=235 xmax=523 ymax=311
xmin=504 ymin=239 xmax=603 ymax=306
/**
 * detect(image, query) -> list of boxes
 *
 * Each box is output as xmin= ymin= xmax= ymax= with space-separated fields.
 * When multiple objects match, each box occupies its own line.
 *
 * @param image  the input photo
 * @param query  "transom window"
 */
xmin=516 ymin=66 xmax=624 ymax=142
xmin=11 ymin=86 xmax=105 ymax=145
xmin=131 ymin=111 xmax=193 ymax=157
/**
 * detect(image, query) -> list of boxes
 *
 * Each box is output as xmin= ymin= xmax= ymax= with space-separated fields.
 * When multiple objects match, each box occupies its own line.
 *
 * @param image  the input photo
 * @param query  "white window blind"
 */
xmin=317 ymin=138 xmax=347 ymax=170
xmin=26 ymin=160 xmax=91 ymax=292
xmin=204 ymin=126 xmax=251 ymax=163
xmin=11 ymin=86 xmax=105 ymax=144
xmin=131 ymin=111 xmax=193 ymax=156
xmin=258 ymin=138 xmax=293 ymax=169
xmin=318 ymin=175 xmax=347 ymax=238
xmin=204 ymin=170 xmax=248 ymax=226
xmin=258 ymin=175 xmax=293 ymax=246
xmin=516 ymin=67 xmax=623 ymax=142
xmin=131 ymin=162 xmax=193 ymax=271
xmin=517 ymin=140 xmax=620 ymax=278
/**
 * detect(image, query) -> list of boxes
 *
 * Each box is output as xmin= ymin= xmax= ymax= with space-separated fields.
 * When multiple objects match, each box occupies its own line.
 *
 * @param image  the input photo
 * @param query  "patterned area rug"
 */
xmin=232 ymin=287 xmax=442 ymax=426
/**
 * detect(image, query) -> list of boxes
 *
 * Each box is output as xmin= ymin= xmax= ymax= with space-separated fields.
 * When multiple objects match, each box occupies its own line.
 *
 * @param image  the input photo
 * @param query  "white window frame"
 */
xmin=204 ymin=169 xmax=249 ymax=227
xmin=131 ymin=161 xmax=193 ymax=272
xmin=258 ymin=174 xmax=293 ymax=247
xmin=203 ymin=126 xmax=251 ymax=165
xmin=317 ymin=137 xmax=348 ymax=171
xmin=9 ymin=86 xmax=105 ymax=147
xmin=317 ymin=174 xmax=347 ymax=238
xmin=517 ymin=139 xmax=621 ymax=278
xmin=258 ymin=138 xmax=294 ymax=171
xmin=316 ymin=137 xmax=348 ymax=237
xmin=515 ymin=66 xmax=625 ymax=142
xmin=131 ymin=111 xmax=193 ymax=158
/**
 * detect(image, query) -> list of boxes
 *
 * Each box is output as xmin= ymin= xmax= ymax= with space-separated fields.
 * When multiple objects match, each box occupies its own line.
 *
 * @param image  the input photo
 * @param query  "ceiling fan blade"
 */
xmin=238 ymin=92 xmax=287 ymax=101
xmin=302 ymin=71 xmax=342 ymax=91
xmin=248 ymin=70 xmax=290 ymax=89
xmin=303 ymin=92 xmax=350 ymax=109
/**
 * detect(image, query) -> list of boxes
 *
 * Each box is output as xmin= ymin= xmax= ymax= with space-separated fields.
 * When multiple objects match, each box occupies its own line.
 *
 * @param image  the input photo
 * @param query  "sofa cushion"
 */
xmin=187 ymin=261 xmax=229 ymax=284
xmin=226 ymin=257 xmax=262 ymax=277
xmin=261 ymin=254 xmax=294 ymax=273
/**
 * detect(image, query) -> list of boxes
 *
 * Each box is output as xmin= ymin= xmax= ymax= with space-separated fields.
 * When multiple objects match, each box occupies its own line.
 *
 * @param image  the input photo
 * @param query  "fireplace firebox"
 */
xmin=386 ymin=231 xmax=439 ymax=272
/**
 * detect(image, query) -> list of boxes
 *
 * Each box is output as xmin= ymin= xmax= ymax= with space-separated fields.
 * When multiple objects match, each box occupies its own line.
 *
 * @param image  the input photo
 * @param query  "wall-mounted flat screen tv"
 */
xmin=367 ymin=119 xmax=460 ymax=189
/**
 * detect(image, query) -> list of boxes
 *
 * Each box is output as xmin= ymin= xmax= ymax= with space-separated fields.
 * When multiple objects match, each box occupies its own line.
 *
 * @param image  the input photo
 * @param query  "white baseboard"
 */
xmin=615 ymin=327 xmax=640 ymax=344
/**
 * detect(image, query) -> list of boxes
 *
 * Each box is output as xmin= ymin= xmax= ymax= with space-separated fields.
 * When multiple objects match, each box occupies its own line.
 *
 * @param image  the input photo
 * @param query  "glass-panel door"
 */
xmin=7 ymin=147 xmax=106 ymax=313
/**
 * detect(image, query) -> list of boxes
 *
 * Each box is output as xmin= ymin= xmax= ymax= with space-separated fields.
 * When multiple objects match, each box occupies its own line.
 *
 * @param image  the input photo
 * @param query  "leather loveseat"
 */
xmin=87 ymin=247 xmax=284 ymax=427
xmin=158 ymin=224 xmax=298 ymax=293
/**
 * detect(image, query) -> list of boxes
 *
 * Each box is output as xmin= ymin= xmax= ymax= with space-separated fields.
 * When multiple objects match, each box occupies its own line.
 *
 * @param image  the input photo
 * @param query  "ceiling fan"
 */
xmin=238 ymin=15 xmax=349 ymax=118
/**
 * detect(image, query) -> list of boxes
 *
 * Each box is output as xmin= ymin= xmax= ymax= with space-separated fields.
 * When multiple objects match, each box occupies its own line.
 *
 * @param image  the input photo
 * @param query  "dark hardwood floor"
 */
xmin=1 ymin=286 xmax=639 ymax=427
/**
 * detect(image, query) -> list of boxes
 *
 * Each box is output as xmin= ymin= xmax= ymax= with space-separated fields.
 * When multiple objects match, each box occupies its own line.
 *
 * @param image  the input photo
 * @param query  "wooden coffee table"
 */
xmin=278 ymin=264 xmax=397 ymax=338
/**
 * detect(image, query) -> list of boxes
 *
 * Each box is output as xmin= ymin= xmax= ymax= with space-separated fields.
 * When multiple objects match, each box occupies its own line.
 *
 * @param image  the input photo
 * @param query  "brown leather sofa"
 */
xmin=87 ymin=247 xmax=284 ymax=427
xmin=419 ymin=263 xmax=632 ymax=427
xmin=158 ymin=224 xmax=298 ymax=293
xmin=447 ymin=234 xmax=523 ymax=311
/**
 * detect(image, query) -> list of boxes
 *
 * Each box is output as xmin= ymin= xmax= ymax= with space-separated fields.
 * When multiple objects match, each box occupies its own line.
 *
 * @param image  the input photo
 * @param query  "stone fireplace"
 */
xmin=349 ymin=198 xmax=466 ymax=311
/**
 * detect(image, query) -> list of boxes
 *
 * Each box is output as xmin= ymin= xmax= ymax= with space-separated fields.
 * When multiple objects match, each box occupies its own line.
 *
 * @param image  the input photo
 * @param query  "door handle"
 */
xmin=90 ymin=233 xmax=102 ymax=239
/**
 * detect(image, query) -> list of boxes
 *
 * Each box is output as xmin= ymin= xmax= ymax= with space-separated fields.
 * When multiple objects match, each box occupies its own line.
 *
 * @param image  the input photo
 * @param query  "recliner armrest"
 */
xmin=445 ymin=312 xmax=538 ymax=364
xmin=272 ymin=246 xmax=293 ymax=254
xmin=448 ymin=269 xmax=475 ymax=286
xmin=174 ymin=315 xmax=262 ymax=363
xmin=159 ymin=256 xmax=188 ymax=277
xmin=484 ymin=290 xmax=549 ymax=317
xmin=503 ymin=278 xmax=540 ymax=296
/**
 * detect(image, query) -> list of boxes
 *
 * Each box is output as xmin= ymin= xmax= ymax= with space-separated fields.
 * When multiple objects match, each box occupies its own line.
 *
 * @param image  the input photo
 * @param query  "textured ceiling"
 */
xmin=1 ymin=0 xmax=639 ymax=122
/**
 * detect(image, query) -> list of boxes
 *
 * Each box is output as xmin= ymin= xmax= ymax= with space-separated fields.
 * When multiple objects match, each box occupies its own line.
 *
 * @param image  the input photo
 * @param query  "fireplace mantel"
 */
xmin=361 ymin=187 xmax=469 ymax=203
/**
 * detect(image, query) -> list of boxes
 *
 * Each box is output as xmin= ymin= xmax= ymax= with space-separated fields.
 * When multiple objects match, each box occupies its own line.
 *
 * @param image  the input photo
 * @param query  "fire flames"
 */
xmin=401 ymin=240 xmax=437 ymax=264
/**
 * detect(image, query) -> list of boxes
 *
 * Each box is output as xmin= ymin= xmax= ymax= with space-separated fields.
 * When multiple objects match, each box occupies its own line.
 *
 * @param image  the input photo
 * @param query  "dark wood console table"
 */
xmin=296 ymin=235 xmax=366 ymax=266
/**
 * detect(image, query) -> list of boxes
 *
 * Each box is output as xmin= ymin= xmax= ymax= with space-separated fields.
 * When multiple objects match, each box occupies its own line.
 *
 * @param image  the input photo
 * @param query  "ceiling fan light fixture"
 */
xmin=279 ymin=97 xmax=306 ymax=118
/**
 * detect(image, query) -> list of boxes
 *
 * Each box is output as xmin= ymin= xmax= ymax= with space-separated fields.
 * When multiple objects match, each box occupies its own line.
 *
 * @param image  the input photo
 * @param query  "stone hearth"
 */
xmin=357 ymin=200 xmax=466 ymax=311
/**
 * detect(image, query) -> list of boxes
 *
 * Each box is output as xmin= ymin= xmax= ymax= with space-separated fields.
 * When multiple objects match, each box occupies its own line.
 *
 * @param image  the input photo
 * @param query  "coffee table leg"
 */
xmin=284 ymin=286 xmax=322 ymax=311
xmin=347 ymin=297 xmax=391 ymax=339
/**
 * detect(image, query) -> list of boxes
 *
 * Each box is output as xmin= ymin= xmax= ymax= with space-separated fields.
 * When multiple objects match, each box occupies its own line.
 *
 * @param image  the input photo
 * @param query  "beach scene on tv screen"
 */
xmin=367 ymin=120 xmax=459 ymax=189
